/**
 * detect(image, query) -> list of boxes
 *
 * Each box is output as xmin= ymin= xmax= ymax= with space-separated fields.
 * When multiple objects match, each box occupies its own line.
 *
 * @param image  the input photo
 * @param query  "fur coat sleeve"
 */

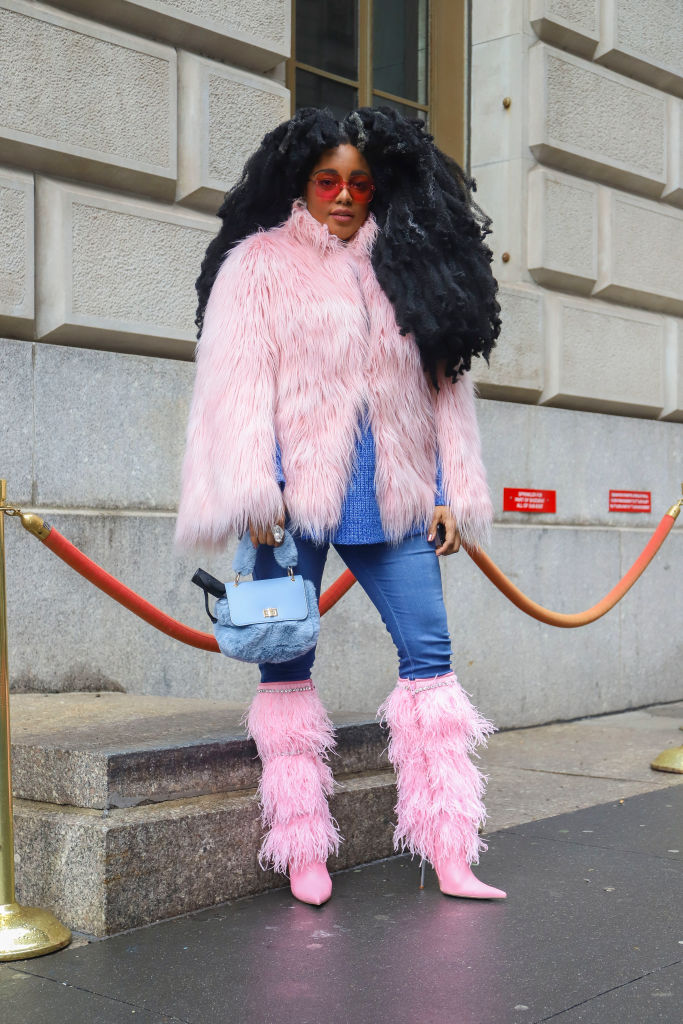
xmin=174 ymin=237 xmax=285 ymax=551
xmin=429 ymin=367 xmax=494 ymax=550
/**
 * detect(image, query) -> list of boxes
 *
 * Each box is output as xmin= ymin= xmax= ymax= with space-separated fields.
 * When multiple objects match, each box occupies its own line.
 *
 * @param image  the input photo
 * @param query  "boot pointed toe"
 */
xmin=289 ymin=860 xmax=333 ymax=905
xmin=435 ymin=857 xmax=506 ymax=900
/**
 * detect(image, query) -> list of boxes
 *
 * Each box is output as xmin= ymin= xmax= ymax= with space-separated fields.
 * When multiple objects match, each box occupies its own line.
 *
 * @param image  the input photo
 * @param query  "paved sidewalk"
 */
xmin=1 ymin=702 xmax=681 ymax=1024
xmin=479 ymin=700 xmax=683 ymax=831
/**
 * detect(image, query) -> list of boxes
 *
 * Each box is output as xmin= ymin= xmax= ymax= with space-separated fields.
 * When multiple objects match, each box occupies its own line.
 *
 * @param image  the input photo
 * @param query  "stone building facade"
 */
xmin=1 ymin=0 xmax=680 ymax=725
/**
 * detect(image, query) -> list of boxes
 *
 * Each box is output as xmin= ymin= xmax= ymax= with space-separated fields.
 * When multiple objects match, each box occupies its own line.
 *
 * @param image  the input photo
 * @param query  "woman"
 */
xmin=176 ymin=107 xmax=504 ymax=906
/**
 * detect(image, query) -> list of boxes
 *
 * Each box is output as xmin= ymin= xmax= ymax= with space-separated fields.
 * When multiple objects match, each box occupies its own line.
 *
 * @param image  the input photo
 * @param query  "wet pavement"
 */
xmin=1 ymin=784 xmax=681 ymax=1024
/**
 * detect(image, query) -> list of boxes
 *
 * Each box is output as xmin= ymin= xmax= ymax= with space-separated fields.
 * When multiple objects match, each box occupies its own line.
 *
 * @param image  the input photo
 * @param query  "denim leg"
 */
xmin=252 ymin=522 xmax=329 ymax=682
xmin=333 ymin=533 xmax=453 ymax=679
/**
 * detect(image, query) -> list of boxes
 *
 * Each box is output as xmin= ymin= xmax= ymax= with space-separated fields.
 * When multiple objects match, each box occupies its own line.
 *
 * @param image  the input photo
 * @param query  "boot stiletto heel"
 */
xmin=380 ymin=671 xmax=507 ymax=901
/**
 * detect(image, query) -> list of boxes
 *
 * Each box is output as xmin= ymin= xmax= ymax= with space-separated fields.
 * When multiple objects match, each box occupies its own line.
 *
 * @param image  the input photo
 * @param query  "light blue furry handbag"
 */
xmin=212 ymin=529 xmax=320 ymax=663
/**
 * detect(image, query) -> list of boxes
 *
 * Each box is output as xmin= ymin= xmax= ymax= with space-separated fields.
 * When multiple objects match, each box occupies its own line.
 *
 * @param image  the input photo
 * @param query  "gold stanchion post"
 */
xmin=0 ymin=479 xmax=71 ymax=959
xmin=650 ymin=484 xmax=683 ymax=774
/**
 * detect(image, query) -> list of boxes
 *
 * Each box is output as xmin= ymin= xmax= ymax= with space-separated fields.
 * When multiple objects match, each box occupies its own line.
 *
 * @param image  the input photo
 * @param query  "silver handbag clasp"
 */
xmin=234 ymin=567 xmax=295 ymax=586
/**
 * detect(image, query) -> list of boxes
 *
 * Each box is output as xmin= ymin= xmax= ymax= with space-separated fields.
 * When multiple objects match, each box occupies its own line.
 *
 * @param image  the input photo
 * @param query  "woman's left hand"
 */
xmin=427 ymin=505 xmax=461 ymax=556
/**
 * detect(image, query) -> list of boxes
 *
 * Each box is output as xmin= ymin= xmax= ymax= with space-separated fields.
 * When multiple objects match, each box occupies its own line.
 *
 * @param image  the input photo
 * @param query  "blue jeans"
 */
xmin=253 ymin=522 xmax=453 ymax=683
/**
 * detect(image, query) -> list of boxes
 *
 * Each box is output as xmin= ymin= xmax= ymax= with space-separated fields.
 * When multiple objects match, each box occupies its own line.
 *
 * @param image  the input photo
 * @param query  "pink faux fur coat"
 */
xmin=175 ymin=198 xmax=493 ymax=551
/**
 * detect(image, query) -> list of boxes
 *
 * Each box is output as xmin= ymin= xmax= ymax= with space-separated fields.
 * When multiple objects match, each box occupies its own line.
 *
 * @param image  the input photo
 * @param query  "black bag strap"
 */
xmin=191 ymin=568 xmax=226 ymax=624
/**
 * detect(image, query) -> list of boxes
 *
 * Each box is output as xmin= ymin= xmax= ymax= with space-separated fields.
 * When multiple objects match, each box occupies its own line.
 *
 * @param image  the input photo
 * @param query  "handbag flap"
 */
xmin=226 ymin=575 xmax=309 ymax=626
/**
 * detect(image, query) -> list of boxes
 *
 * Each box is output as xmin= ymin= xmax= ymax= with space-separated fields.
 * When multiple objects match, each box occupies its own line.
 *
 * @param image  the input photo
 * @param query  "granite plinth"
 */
xmin=13 ymin=771 xmax=397 ymax=936
xmin=8 ymin=694 xmax=681 ymax=937
xmin=10 ymin=692 xmax=388 ymax=809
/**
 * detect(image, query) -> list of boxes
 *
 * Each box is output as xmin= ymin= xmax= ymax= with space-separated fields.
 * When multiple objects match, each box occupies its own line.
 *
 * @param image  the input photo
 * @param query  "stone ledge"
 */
xmin=529 ymin=0 xmax=600 ymax=59
xmin=527 ymin=165 xmax=598 ymax=294
xmin=470 ymin=284 xmax=545 ymax=402
xmin=9 ymin=692 xmax=389 ymax=809
xmin=661 ymin=317 xmax=683 ymax=422
xmin=0 ymin=165 xmax=33 ymax=336
xmin=594 ymin=186 xmax=683 ymax=316
xmin=0 ymin=1 xmax=177 ymax=199
xmin=662 ymin=97 xmax=682 ymax=208
xmin=540 ymin=291 xmax=666 ymax=416
xmin=48 ymin=0 xmax=290 ymax=72
xmin=177 ymin=51 xmax=290 ymax=212
xmin=594 ymin=0 xmax=683 ymax=99
xmin=34 ymin=177 xmax=215 ymax=356
xmin=14 ymin=770 xmax=397 ymax=936
xmin=528 ymin=41 xmax=668 ymax=198
xmin=526 ymin=165 xmax=683 ymax=316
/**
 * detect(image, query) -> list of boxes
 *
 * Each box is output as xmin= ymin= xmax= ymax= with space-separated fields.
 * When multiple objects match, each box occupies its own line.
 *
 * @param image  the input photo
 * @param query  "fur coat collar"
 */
xmin=175 ymin=198 xmax=493 ymax=550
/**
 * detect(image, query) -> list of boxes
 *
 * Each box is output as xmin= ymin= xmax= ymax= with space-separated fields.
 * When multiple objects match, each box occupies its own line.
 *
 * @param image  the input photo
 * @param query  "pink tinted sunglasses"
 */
xmin=308 ymin=170 xmax=375 ymax=203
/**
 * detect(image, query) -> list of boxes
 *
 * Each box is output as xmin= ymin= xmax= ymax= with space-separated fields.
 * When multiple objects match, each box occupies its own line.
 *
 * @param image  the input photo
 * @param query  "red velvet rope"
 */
xmin=41 ymin=528 xmax=356 ymax=652
xmin=33 ymin=510 xmax=677 ymax=647
xmin=466 ymin=514 xmax=676 ymax=627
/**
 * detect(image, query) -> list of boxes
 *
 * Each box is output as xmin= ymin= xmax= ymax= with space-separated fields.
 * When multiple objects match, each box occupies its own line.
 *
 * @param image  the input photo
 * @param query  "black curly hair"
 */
xmin=195 ymin=106 xmax=501 ymax=387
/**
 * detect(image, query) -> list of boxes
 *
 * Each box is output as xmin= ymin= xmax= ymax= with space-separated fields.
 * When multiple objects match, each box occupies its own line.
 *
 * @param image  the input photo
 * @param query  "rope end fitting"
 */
xmin=665 ymin=483 xmax=683 ymax=520
xmin=20 ymin=512 xmax=51 ymax=539
xmin=1 ymin=498 xmax=51 ymax=539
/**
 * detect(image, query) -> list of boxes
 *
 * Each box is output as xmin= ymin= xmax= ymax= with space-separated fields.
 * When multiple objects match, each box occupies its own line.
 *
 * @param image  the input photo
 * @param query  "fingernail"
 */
xmin=427 ymin=533 xmax=433 ymax=541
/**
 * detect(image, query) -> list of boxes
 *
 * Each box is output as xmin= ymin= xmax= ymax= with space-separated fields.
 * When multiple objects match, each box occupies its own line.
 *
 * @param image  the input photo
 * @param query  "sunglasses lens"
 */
xmin=348 ymin=178 xmax=373 ymax=202
xmin=314 ymin=174 xmax=342 ymax=198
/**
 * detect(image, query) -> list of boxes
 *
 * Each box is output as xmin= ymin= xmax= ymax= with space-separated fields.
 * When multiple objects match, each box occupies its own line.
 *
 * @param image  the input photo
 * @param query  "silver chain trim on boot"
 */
xmin=255 ymin=683 xmax=315 ymax=694
xmin=254 ymin=683 xmax=325 ymax=761
xmin=397 ymin=673 xmax=456 ymax=695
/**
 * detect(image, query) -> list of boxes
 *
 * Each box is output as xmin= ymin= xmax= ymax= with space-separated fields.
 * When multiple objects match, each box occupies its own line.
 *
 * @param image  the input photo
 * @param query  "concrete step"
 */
xmin=9 ymin=692 xmax=389 ymax=809
xmin=14 ymin=770 xmax=397 ymax=937
xmin=8 ymin=692 xmax=395 ymax=936
xmin=9 ymin=693 xmax=681 ymax=938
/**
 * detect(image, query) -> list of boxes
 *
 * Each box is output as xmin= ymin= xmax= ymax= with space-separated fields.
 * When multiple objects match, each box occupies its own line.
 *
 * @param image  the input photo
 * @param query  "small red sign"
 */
xmin=609 ymin=490 xmax=651 ymax=513
xmin=503 ymin=488 xmax=556 ymax=513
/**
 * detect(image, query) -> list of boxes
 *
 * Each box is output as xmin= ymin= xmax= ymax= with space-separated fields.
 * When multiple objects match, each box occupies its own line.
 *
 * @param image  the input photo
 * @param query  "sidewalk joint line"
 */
xmin=490 ymin=764 xmax=667 ymax=783
xmin=501 ymin=828 xmax=682 ymax=861
xmin=5 ymin=966 xmax=193 ymax=1023
xmin=533 ymin=958 xmax=682 ymax=1021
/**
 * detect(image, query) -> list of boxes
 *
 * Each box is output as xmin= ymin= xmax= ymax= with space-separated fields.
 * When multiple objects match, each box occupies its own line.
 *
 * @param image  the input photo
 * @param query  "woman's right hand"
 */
xmin=248 ymin=506 xmax=286 ymax=548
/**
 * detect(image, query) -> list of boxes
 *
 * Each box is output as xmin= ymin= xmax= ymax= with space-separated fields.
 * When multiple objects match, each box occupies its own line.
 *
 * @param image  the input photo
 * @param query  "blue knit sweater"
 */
xmin=275 ymin=404 xmax=446 ymax=544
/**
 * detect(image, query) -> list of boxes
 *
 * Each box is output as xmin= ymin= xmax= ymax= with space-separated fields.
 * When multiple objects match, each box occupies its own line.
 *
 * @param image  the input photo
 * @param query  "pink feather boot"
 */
xmin=378 ymin=671 xmax=506 ymax=899
xmin=245 ymin=679 xmax=341 ymax=905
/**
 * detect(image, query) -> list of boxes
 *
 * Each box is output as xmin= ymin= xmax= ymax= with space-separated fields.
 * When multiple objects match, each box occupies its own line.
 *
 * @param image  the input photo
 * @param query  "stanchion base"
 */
xmin=650 ymin=745 xmax=683 ymax=774
xmin=0 ymin=901 xmax=71 ymax=961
